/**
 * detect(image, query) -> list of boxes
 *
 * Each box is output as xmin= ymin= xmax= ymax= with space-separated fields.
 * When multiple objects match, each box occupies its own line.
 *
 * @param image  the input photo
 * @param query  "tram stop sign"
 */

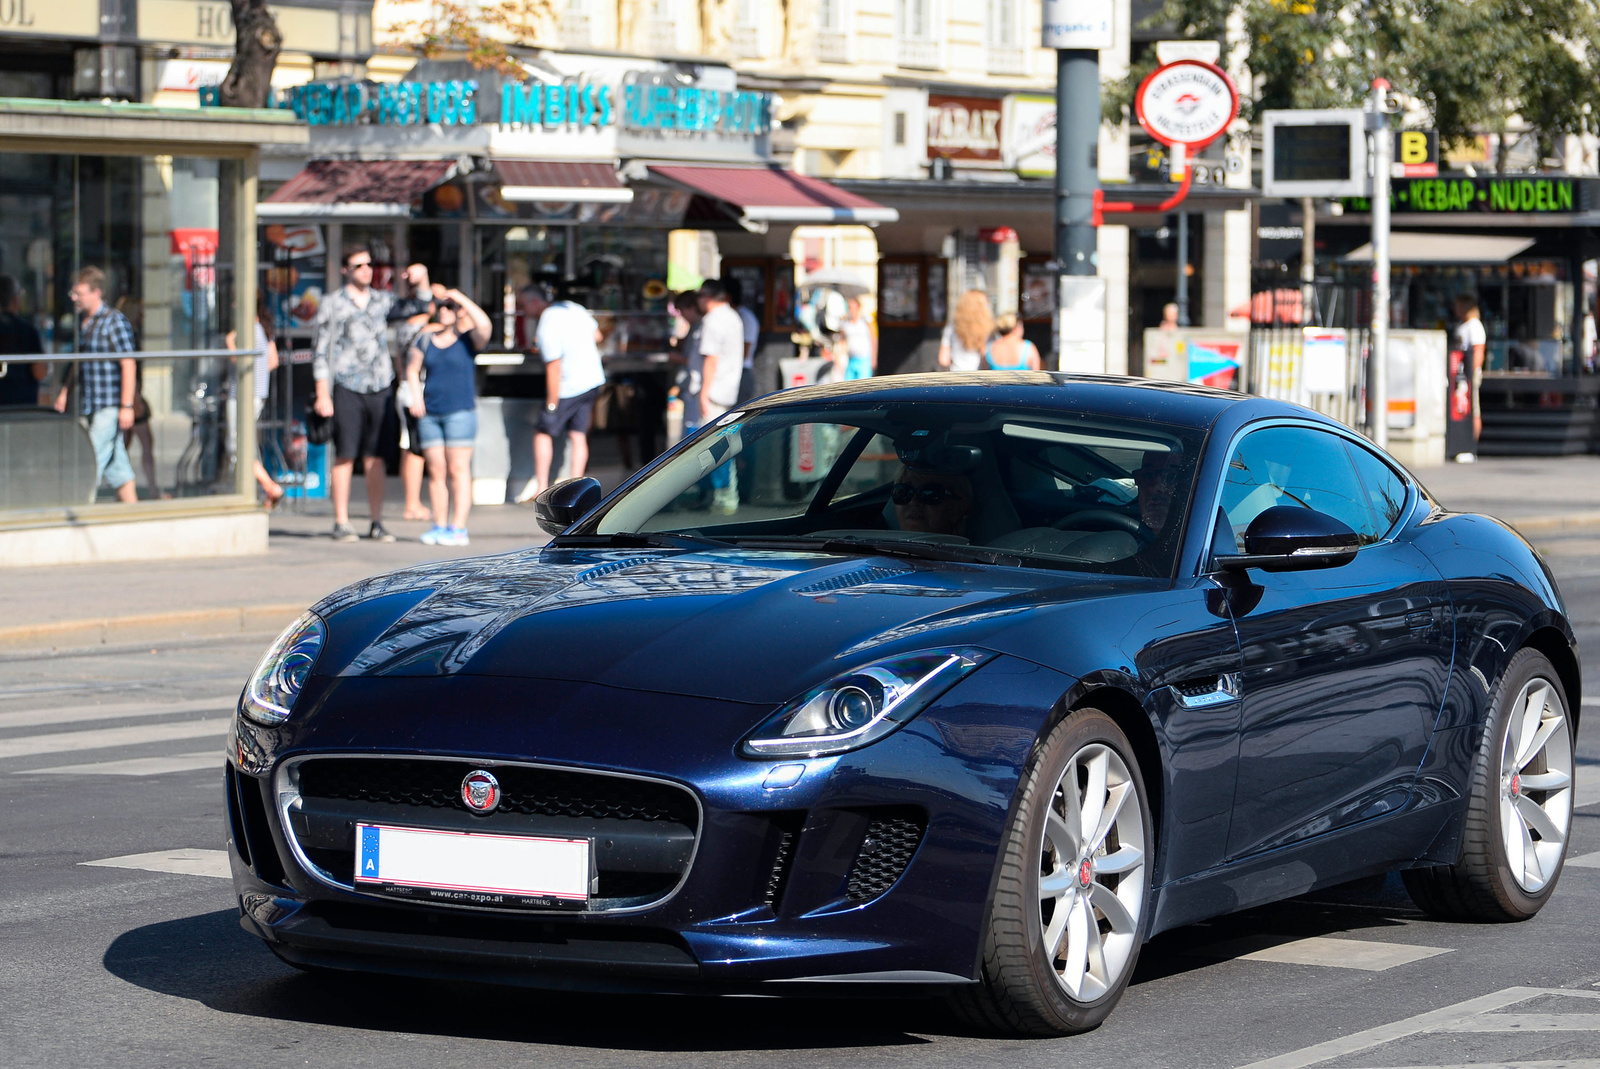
xmin=1133 ymin=60 xmax=1240 ymax=180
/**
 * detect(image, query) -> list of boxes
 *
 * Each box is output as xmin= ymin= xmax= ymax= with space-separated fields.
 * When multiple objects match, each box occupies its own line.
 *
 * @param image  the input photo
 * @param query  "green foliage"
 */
xmin=1106 ymin=0 xmax=1600 ymax=170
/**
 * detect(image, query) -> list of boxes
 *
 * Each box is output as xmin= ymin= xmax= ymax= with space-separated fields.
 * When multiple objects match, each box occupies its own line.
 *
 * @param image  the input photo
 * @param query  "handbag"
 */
xmin=306 ymin=408 xmax=334 ymax=445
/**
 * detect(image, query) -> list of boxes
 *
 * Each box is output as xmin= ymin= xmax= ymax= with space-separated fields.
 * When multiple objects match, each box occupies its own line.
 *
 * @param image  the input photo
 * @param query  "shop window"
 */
xmin=895 ymin=0 xmax=941 ymax=69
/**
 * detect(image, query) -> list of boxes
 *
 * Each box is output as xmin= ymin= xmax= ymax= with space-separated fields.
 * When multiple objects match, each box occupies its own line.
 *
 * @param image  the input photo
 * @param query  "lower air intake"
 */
xmin=845 ymin=809 xmax=925 ymax=902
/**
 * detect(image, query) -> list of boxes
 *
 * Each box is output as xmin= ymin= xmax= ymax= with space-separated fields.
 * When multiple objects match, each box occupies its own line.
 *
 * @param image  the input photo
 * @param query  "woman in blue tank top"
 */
xmin=983 ymin=312 xmax=1042 ymax=371
xmin=405 ymin=286 xmax=491 ymax=546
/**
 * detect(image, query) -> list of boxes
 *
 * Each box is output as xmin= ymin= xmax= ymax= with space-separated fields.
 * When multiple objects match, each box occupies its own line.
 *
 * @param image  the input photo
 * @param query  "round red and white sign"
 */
xmin=1133 ymin=60 xmax=1239 ymax=151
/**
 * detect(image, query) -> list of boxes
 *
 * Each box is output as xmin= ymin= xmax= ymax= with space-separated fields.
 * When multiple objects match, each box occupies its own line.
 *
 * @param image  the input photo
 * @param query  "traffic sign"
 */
xmin=1133 ymin=60 xmax=1239 ymax=179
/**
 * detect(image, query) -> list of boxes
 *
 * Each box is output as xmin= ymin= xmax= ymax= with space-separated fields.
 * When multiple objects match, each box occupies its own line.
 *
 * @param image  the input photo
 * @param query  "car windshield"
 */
xmin=576 ymin=402 xmax=1207 ymax=577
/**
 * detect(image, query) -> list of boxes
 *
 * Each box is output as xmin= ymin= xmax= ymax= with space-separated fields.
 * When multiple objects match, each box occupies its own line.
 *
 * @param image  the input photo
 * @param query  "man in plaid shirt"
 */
xmin=53 ymin=266 xmax=138 ymax=502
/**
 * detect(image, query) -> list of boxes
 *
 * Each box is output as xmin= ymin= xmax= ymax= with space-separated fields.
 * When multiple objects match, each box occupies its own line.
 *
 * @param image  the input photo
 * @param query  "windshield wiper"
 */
xmin=728 ymin=534 xmax=1104 ymax=574
xmin=549 ymin=531 xmax=735 ymax=551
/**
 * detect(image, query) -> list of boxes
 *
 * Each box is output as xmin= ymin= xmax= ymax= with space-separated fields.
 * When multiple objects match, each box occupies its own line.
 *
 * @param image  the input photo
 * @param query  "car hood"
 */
xmin=311 ymin=546 xmax=1160 ymax=704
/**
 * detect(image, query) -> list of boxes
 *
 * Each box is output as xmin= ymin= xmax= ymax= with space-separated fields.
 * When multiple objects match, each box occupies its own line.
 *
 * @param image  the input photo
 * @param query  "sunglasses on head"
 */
xmin=347 ymin=259 xmax=373 ymax=269
xmin=891 ymin=482 xmax=962 ymax=507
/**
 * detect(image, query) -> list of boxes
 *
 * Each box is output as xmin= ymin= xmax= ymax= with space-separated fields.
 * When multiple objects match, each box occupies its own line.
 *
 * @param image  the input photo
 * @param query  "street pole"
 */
xmin=1368 ymin=78 xmax=1391 ymax=449
xmin=1175 ymin=211 xmax=1190 ymax=325
xmin=1056 ymin=46 xmax=1100 ymax=360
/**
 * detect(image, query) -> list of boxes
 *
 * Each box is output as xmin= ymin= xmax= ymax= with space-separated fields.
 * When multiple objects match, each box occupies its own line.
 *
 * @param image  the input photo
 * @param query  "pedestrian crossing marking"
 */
xmin=18 ymin=751 xmax=220 ymax=777
xmin=1208 ymin=934 xmax=1452 ymax=972
xmin=1568 ymin=850 xmax=1600 ymax=868
xmin=0 ymin=718 xmax=229 ymax=760
xmin=0 ymin=696 xmax=236 ymax=731
xmin=1238 ymin=986 xmax=1600 ymax=1069
xmin=81 ymin=848 xmax=230 ymax=880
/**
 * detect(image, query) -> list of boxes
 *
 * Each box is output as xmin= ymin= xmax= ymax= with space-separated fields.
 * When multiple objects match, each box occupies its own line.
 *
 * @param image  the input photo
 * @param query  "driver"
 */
xmin=891 ymin=467 xmax=972 ymax=537
xmin=1133 ymin=449 xmax=1184 ymax=535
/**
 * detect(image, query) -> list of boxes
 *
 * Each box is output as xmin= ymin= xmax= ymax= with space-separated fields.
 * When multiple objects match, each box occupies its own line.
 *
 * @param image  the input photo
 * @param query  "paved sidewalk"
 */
xmin=6 ymin=453 xmax=1600 ymax=652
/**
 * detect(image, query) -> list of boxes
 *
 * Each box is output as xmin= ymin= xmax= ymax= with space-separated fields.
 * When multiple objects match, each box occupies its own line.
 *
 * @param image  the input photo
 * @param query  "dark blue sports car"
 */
xmin=228 ymin=374 xmax=1579 ymax=1035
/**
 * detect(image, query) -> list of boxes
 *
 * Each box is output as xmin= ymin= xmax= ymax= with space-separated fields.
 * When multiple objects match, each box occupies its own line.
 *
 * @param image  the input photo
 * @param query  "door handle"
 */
xmin=1406 ymin=610 xmax=1433 ymax=630
xmin=1170 ymin=673 xmax=1241 ymax=709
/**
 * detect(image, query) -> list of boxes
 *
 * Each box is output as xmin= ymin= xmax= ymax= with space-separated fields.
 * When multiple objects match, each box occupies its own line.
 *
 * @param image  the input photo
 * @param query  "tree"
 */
xmin=1108 ymin=0 xmax=1600 ymax=172
xmin=391 ymin=0 xmax=558 ymax=79
xmin=219 ymin=0 xmax=282 ymax=108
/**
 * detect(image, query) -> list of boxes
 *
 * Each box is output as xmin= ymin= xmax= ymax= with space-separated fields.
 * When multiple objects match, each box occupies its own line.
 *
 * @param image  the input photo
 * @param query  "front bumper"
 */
xmin=226 ymin=658 xmax=1073 ymax=990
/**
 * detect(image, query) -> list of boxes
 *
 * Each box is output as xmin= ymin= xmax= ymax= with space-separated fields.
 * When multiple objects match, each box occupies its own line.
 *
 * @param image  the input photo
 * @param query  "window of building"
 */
xmin=560 ymin=0 xmax=594 ymax=47
xmin=896 ymin=0 xmax=940 ymax=69
xmin=893 ymin=112 xmax=906 ymax=146
xmin=986 ymin=0 xmax=1027 ymax=75
xmin=734 ymin=0 xmax=764 ymax=58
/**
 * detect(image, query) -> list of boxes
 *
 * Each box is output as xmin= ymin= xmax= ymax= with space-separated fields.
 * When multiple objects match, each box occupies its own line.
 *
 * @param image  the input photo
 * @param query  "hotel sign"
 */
xmin=0 ymin=0 xmax=98 ymax=38
xmin=137 ymin=0 xmax=340 ymax=51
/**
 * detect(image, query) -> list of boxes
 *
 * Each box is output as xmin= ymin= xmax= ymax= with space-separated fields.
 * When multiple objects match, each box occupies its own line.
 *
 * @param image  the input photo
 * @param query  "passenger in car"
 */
xmin=890 ymin=467 xmax=972 ymax=537
xmin=1134 ymin=449 xmax=1184 ymax=536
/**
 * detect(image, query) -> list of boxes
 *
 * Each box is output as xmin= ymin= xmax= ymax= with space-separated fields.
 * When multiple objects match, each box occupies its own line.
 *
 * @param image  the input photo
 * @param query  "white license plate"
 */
xmin=354 ymin=823 xmax=590 ymax=909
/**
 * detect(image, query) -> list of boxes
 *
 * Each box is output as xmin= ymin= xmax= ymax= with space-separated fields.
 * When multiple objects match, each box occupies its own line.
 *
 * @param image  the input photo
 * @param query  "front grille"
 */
xmin=298 ymin=757 xmax=697 ymax=825
xmin=844 ymin=809 xmax=925 ymax=902
xmin=762 ymin=814 xmax=805 ymax=910
xmin=284 ymin=756 xmax=700 ymax=913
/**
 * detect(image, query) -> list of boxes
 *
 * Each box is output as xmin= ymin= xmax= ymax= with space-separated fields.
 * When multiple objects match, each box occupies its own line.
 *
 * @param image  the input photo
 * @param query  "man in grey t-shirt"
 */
xmin=697 ymin=279 xmax=745 ymax=513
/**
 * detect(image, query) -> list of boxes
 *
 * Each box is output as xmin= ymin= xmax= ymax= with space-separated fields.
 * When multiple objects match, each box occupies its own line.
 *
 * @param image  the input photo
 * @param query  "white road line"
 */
xmin=1209 ymin=935 xmax=1452 ymax=972
xmin=1431 ymin=1014 xmax=1600 ymax=1032
xmin=0 ymin=718 xmax=229 ymax=760
xmin=1579 ymin=765 xmax=1600 ymax=809
xmin=0 ymin=696 xmax=236 ymax=731
xmin=1238 ymin=986 xmax=1600 ymax=1069
xmin=17 ymin=751 xmax=221 ymax=777
xmin=1569 ymin=850 xmax=1600 ymax=868
xmin=1582 ymin=697 xmax=1600 ymax=707
xmin=81 ymin=848 xmax=230 ymax=880
xmin=1339 ymin=1062 xmax=1600 ymax=1068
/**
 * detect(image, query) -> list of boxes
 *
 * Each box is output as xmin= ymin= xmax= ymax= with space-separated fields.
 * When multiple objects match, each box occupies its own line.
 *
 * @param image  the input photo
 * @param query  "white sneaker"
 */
xmin=420 ymin=525 xmax=449 ymax=545
xmin=513 ymin=478 xmax=540 ymax=504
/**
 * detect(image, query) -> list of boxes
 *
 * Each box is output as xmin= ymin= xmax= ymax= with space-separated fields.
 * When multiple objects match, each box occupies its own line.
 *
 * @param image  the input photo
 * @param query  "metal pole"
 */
xmin=1300 ymin=195 xmax=1316 ymax=325
xmin=1056 ymin=47 xmax=1100 ymax=361
xmin=1368 ymin=79 xmax=1391 ymax=449
xmin=1175 ymin=211 xmax=1190 ymax=326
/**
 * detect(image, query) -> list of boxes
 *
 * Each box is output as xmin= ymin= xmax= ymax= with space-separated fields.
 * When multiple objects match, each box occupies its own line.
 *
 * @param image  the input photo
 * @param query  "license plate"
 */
xmin=354 ymin=823 xmax=590 ymax=910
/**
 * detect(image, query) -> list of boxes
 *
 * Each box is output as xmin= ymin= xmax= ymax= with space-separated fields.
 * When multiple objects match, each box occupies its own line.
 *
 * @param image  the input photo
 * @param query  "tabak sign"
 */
xmin=927 ymin=94 xmax=1003 ymax=165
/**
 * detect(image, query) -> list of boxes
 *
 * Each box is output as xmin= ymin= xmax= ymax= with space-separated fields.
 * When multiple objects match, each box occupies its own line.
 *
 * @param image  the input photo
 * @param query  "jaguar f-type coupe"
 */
xmin=228 ymin=374 xmax=1579 ymax=1036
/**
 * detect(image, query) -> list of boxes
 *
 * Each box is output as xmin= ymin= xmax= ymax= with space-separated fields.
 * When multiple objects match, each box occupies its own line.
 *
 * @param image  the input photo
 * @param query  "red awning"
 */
xmin=647 ymin=165 xmax=898 ymax=226
xmin=261 ymin=160 xmax=456 ymax=218
xmin=495 ymin=160 xmax=632 ymax=203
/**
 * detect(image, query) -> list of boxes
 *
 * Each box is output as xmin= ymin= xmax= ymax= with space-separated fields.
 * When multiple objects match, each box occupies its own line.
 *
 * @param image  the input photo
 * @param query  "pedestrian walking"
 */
xmin=840 ymin=295 xmax=877 ymax=379
xmin=523 ymin=283 xmax=606 ymax=500
xmin=0 ymin=274 xmax=47 ymax=407
xmin=667 ymin=290 xmax=704 ymax=443
xmin=728 ymin=277 xmax=760 ymax=404
xmin=405 ymin=285 xmax=490 ymax=546
xmin=984 ymin=312 xmax=1041 ymax=371
xmin=938 ymin=289 xmax=993 ymax=372
xmin=225 ymin=290 xmax=284 ymax=508
xmin=393 ymin=263 xmax=438 ymax=522
xmin=1455 ymin=294 xmax=1487 ymax=447
xmin=697 ymin=278 xmax=745 ymax=512
xmin=53 ymin=266 xmax=138 ymax=503
xmin=311 ymin=245 xmax=402 ymax=543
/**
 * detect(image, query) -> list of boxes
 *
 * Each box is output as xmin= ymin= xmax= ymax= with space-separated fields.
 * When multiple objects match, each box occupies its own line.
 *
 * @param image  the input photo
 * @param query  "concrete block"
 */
xmin=0 ymin=510 xmax=268 ymax=568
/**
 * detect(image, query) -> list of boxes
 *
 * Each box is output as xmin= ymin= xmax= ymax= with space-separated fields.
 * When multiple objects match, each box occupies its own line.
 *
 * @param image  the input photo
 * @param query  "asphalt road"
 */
xmin=6 ymin=542 xmax=1600 ymax=1068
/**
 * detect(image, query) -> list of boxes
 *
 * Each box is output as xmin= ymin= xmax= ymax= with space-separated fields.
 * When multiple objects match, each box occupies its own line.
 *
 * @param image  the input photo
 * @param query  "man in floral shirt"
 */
xmin=312 ymin=245 xmax=403 ymax=542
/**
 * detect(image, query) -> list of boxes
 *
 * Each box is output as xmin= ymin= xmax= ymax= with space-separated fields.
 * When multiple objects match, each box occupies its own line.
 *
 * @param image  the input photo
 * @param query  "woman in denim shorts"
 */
xmin=404 ymin=286 xmax=491 ymax=546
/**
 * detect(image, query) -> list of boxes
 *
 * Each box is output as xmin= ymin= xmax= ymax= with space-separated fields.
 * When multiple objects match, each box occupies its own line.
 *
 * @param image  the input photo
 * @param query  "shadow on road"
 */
xmin=103 ymin=910 xmax=944 ymax=1050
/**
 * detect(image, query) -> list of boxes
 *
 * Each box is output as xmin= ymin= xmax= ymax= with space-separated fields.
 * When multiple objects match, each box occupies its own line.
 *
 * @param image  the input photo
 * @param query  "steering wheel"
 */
xmin=1053 ymin=508 xmax=1150 ymax=541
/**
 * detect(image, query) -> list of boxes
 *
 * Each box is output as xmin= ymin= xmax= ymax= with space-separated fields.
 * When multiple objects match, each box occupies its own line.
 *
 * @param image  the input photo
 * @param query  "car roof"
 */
xmin=745 ymin=372 xmax=1264 ymax=432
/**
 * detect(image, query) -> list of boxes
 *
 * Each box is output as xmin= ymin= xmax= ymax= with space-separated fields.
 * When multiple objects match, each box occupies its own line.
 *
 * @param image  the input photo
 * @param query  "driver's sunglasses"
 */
xmin=1133 ymin=465 xmax=1182 ymax=489
xmin=891 ymin=482 xmax=961 ymax=507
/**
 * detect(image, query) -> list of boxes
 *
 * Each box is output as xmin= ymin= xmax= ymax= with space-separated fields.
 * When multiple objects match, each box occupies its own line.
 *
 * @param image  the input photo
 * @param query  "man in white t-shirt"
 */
xmin=1454 ymin=294 xmax=1487 ymax=447
xmin=526 ymin=284 xmax=606 ymax=499
xmin=728 ymin=277 xmax=760 ymax=404
xmin=698 ymin=279 xmax=746 ymax=513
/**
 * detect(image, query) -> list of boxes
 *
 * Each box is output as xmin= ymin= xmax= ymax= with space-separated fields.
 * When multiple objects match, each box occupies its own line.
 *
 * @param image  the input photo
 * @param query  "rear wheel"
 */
xmin=951 ymin=708 xmax=1152 ymax=1036
xmin=1403 ymin=648 xmax=1575 ymax=921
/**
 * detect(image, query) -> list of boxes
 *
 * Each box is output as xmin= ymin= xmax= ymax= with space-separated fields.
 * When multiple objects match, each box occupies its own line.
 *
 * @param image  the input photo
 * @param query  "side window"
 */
xmin=1344 ymin=441 xmax=1409 ymax=535
xmin=1218 ymin=427 xmax=1379 ymax=550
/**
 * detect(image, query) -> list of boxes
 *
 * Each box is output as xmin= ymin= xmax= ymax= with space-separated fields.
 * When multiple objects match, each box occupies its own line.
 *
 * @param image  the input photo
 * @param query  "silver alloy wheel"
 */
xmin=1039 ymin=742 xmax=1147 ymax=1002
xmin=1499 ymin=676 xmax=1575 ymax=894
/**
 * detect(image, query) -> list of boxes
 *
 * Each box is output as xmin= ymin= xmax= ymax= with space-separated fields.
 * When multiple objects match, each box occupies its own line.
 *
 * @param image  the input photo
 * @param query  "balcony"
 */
xmin=896 ymin=37 xmax=940 ymax=69
xmin=559 ymin=11 xmax=592 ymax=47
xmin=733 ymin=23 xmax=763 ymax=58
xmin=986 ymin=46 xmax=1027 ymax=76
xmin=647 ymin=19 xmax=679 ymax=55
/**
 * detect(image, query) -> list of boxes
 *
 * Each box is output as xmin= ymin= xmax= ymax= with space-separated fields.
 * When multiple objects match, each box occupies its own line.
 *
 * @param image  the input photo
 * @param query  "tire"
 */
xmin=1403 ymin=648 xmax=1576 ymax=922
xmin=950 ymin=708 xmax=1153 ymax=1036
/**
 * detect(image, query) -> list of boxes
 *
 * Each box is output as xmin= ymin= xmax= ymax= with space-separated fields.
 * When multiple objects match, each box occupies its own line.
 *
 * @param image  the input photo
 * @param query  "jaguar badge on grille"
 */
xmin=460 ymin=769 xmax=501 ymax=814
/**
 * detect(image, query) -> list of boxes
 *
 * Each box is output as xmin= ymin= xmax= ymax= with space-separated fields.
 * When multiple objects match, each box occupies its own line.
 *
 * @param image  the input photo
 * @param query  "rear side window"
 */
xmin=1344 ymin=441 xmax=1409 ymax=535
xmin=1219 ymin=426 xmax=1380 ymax=550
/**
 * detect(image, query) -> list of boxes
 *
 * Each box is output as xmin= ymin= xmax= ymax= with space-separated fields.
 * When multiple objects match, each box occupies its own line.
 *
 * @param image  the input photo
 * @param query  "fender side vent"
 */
xmin=845 ymin=809 xmax=925 ymax=902
xmin=794 ymin=565 xmax=912 ymax=595
xmin=762 ymin=813 xmax=805 ymax=910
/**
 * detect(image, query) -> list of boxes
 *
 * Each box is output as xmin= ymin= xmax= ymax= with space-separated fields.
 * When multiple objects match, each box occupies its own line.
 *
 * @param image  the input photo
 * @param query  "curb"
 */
xmin=1505 ymin=511 xmax=1600 ymax=535
xmin=0 ymin=603 xmax=306 ymax=653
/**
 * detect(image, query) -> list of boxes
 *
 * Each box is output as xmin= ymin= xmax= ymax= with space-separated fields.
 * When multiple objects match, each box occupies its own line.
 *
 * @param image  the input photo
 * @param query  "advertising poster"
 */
xmin=262 ymin=224 xmax=326 ymax=329
xmin=927 ymin=95 xmax=1004 ymax=165
xmin=1005 ymin=95 xmax=1057 ymax=177
xmin=879 ymin=261 xmax=922 ymax=323
xmin=1301 ymin=329 xmax=1349 ymax=395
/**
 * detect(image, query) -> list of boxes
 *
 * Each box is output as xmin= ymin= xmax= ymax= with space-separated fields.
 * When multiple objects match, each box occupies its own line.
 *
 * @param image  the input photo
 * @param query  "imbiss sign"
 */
xmin=927 ymin=94 xmax=1003 ymax=165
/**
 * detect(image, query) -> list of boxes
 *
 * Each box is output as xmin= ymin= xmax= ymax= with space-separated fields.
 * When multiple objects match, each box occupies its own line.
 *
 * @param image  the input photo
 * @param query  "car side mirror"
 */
xmin=534 ymin=477 xmax=603 ymax=535
xmin=1214 ymin=505 xmax=1360 ymax=573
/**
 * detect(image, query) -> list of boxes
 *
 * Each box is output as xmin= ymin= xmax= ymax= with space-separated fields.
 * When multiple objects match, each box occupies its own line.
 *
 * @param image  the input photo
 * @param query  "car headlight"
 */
xmin=241 ymin=611 xmax=326 ymax=727
xmin=742 ymin=648 xmax=994 ymax=758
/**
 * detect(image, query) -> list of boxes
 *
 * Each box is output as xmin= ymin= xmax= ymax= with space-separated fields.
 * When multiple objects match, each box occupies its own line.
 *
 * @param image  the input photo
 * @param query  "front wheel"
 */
xmin=951 ymin=708 xmax=1152 ymax=1036
xmin=1403 ymin=648 xmax=1575 ymax=921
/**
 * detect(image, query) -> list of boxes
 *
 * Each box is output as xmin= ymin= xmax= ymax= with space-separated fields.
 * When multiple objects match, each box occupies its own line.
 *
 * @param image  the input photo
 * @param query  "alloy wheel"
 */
xmin=1499 ymin=676 xmax=1574 ymax=894
xmin=1038 ymin=742 xmax=1147 ymax=1002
